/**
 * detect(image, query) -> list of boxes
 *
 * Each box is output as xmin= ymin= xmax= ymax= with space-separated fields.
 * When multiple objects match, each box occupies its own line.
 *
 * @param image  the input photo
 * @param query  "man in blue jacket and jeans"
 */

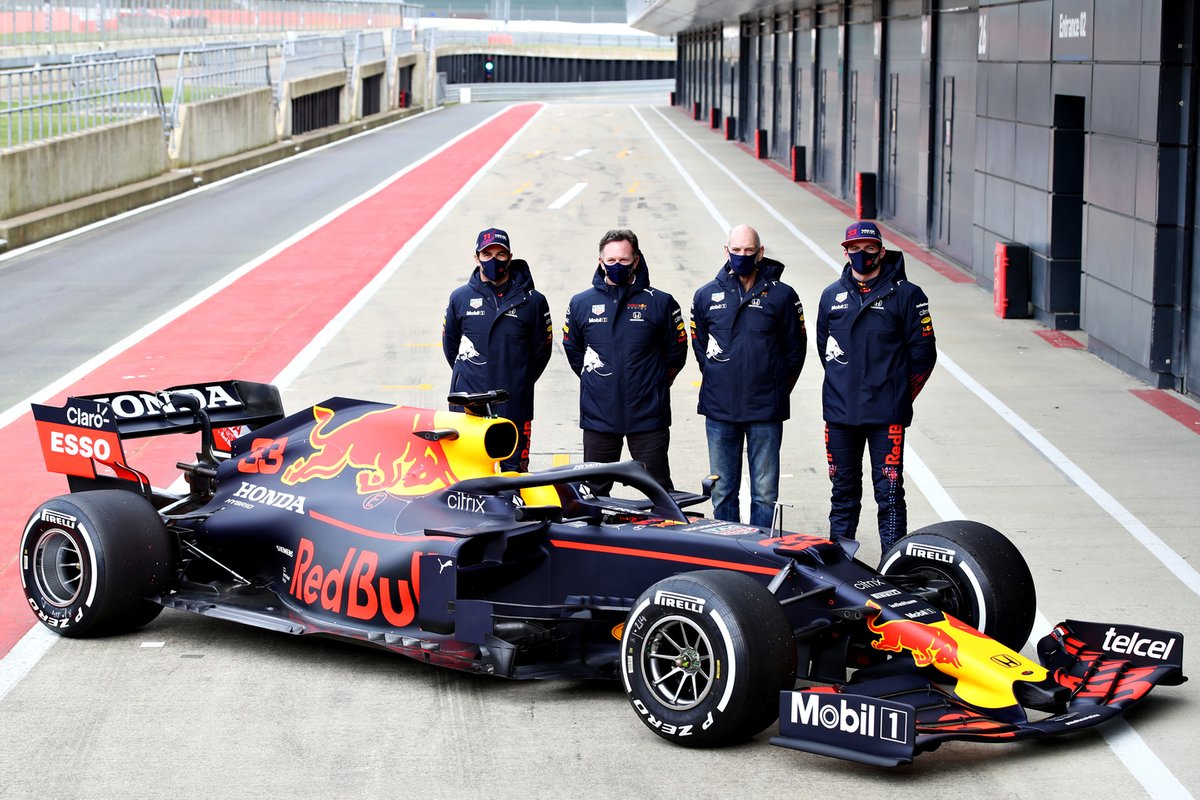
xmin=817 ymin=221 xmax=937 ymax=553
xmin=690 ymin=224 xmax=807 ymax=527
xmin=443 ymin=227 xmax=553 ymax=472
xmin=563 ymin=228 xmax=687 ymax=495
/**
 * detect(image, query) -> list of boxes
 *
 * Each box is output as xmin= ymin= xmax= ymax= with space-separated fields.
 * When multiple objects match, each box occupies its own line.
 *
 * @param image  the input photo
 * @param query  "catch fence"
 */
xmin=1 ymin=56 xmax=165 ymax=149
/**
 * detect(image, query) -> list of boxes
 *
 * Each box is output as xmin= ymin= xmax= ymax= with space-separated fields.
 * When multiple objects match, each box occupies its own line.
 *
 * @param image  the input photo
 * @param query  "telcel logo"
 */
xmin=1102 ymin=627 xmax=1177 ymax=660
xmin=790 ymin=694 xmax=909 ymax=744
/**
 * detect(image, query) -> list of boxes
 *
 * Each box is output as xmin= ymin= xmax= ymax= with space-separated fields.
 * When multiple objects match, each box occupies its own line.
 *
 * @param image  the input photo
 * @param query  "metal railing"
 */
xmin=170 ymin=43 xmax=274 ymax=128
xmin=426 ymin=29 xmax=673 ymax=49
xmin=279 ymin=34 xmax=346 ymax=84
xmin=391 ymin=26 xmax=417 ymax=56
xmin=347 ymin=30 xmax=386 ymax=65
xmin=0 ymin=0 xmax=418 ymax=49
xmin=1 ymin=56 xmax=165 ymax=149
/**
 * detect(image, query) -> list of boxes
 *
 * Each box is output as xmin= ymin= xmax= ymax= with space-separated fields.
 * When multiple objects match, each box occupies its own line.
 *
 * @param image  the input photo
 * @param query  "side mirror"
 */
xmin=700 ymin=474 xmax=718 ymax=498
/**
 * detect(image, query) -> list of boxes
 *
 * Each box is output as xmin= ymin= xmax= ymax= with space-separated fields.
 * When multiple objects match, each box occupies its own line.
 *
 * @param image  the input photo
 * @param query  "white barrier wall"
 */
xmin=168 ymin=88 xmax=277 ymax=168
xmin=0 ymin=117 xmax=168 ymax=220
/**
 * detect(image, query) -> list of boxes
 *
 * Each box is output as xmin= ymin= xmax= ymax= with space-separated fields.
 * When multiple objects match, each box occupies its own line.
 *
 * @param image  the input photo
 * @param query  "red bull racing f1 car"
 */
xmin=20 ymin=380 xmax=1186 ymax=766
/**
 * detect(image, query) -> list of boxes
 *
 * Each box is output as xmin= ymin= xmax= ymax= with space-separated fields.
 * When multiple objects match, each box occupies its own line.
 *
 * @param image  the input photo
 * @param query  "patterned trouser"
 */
xmin=825 ymin=422 xmax=907 ymax=551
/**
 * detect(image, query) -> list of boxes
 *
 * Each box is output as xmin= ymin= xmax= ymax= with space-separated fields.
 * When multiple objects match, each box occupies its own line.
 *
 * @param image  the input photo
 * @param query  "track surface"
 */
xmin=0 ymin=101 xmax=1197 ymax=798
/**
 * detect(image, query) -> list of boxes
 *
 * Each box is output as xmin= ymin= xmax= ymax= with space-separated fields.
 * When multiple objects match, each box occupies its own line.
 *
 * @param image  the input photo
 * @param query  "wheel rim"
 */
xmin=640 ymin=615 xmax=714 ymax=711
xmin=33 ymin=528 xmax=85 ymax=608
xmin=909 ymin=565 xmax=976 ymax=625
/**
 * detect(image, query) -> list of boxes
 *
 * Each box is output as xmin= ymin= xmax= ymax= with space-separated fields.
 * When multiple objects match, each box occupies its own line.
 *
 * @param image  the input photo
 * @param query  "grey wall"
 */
xmin=672 ymin=0 xmax=1197 ymax=392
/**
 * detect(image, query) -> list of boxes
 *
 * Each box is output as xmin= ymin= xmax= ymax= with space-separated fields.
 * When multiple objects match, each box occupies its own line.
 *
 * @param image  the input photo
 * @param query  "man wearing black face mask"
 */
xmin=443 ymin=227 xmax=553 ymax=472
xmin=562 ymin=228 xmax=687 ymax=495
xmin=816 ymin=221 xmax=937 ymax=557
xmin=690 ymin=224 xmax=807 ymax=527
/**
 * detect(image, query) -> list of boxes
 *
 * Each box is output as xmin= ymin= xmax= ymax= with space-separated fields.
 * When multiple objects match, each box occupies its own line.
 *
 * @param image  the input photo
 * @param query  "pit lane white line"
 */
xmin=547 ymin=181 xmax=588 ymax=209
xmin=0 ymin=104 xmax=546 ymax=697
xmin=645 ymin=104 xmax=1200 ymax=599
xmin=636 ymin=105 xmax=1192 ymax=800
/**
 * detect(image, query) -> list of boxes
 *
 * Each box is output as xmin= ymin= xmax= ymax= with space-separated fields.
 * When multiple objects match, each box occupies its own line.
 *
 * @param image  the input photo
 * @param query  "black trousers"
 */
xmin=825 ymin=422 xmax=907 ymax=551
xmin=582 ymin=427 xmax=673 ymax=495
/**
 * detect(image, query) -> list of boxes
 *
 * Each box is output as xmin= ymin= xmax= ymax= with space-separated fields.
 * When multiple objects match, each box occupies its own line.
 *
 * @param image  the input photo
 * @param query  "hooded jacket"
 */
xmin=689 ymin=257 xmax=807 ymax=422
xmin=562 ymin=257 xmax=687 ymax=434
xmin=442 ymin=259 xmax=553 ymax=422
xmin=816 ymin=250 xmax=936 ymax=427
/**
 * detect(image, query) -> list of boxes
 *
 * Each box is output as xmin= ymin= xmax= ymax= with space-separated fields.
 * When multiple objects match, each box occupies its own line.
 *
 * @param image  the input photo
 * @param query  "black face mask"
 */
xmin=847 ymin=249 xmax=881 ymax=275
xmin=728 ymin=253 xmax=757 ymax=276
xmin=603 ymin=262 xmax=633 ymax=285
xmin=480 ymin=256 xmax=509 ymax=282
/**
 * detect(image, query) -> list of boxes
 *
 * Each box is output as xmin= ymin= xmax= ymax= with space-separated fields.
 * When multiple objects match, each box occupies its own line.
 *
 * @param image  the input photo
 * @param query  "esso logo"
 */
xmin=50 ymin=431 xmax=111 ymax=461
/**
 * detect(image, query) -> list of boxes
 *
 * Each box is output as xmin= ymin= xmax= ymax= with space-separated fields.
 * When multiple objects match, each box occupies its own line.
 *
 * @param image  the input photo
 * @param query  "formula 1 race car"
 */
xmin=20 ymin=380 xmax=1187 ymax=766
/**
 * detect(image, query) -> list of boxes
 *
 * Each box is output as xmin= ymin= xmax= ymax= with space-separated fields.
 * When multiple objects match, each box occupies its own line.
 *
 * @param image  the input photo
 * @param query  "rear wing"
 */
xmin=31 ymin=380 xmax=285 ymax=485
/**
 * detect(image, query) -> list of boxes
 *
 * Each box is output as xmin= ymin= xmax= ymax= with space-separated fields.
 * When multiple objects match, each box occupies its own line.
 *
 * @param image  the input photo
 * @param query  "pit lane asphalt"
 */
xmin=0 ymin=100 xmax=1198 ymax=799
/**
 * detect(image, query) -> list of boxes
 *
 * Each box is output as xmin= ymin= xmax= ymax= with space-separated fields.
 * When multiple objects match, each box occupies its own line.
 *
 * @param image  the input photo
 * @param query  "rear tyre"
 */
xmin=20 ymin=490 xmax=173 ymax=638
xmin=621 ymin=570 xmax=797 ymax=747
xmin=878 ymin=520 xmax=1036 ymax=650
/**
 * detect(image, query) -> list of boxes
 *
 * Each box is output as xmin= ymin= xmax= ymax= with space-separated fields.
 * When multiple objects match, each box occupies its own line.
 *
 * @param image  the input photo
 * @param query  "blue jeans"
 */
xmin=705 ymin=419 xmax=783 ymax=528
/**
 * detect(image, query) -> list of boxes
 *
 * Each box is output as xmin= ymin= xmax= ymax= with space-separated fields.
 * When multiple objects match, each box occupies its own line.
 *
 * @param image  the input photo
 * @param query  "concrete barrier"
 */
xmin=168 ymin=87 xmax=277 ymax=168
xmin=352 ymin=59 xmax=387 ymax=119
xmin=0 ymin=117 xmax=168 ymax=221
xmin=275 ymin=68 xmax=349 ymax=138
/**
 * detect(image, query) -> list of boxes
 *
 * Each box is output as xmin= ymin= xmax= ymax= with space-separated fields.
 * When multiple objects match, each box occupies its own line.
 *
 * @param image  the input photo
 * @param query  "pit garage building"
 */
xmin=630 ymin=0 xmax=1198 ymax=394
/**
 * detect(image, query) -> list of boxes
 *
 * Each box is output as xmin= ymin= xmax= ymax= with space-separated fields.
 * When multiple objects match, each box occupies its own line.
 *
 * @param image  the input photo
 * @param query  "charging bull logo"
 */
xmin=583 ymin=346 xmax=612 ymax=376
xmin=705 ymin=335 xmax=729 ymax=362
xmin=866 ymin=601 xmax=961 ymax=668
xmin=825 ymin=336 xmax=847 ymax=365
xmin=282 ymin=405 xmax=458 ymax=496
xmin=456 ymin=336 xmax=486 ymax=365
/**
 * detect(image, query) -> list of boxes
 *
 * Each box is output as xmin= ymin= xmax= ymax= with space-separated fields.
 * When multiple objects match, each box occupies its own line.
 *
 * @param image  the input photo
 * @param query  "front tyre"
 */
xmin=879 ymin=520 xmax=1036 ymax=650
xmin=621 ymin=570 xmax=796 ymax=748
xmin=20 ymin=490 xmax=173 ymax=638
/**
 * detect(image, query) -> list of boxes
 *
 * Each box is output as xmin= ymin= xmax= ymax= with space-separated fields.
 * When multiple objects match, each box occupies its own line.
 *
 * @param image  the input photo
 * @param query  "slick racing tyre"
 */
xmin=621 ymin=570 xmax=797 ymax=748
xmin=20 ymin=490 xmax=173 ymax=638
xmin=879 ymin=521 xmax=1036 ymax=650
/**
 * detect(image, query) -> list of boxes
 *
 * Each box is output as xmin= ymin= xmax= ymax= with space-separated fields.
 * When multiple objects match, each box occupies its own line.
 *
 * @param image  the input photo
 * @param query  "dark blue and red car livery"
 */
xmin=19 ymin=380 xmax=1186 ymax=766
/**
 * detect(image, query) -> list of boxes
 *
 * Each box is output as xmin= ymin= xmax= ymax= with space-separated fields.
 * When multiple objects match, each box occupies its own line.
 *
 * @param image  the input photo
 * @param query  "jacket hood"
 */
xmin=839 ymin=249 xmax=906 ymax=286
xmin=591 ymin=252 xmax=652 ymax=293
xmin=468 ymin=258 xmax=535 ymax=293
xmin=715 ymin=255 xmax=785 ymax=286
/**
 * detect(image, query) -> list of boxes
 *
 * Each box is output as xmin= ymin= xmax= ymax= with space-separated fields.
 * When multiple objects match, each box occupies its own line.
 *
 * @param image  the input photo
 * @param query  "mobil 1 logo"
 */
xmin=774 ymin=691 xmax=916 ymax=765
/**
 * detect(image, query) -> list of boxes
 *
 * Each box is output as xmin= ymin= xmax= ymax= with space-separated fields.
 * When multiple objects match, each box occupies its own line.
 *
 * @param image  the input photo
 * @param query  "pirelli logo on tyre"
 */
xmin=653 ymin=590 xmax=705 ymax=614
xmin=905 ymin=542 xmax=956 ymax=564
xmin=40 ymin=509 xmax=78 ymax=529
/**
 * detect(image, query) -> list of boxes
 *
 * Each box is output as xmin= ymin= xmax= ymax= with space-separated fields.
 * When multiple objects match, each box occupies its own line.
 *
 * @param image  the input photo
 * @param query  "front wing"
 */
xmin=771 ymin=620 xmax=1186 ymax=766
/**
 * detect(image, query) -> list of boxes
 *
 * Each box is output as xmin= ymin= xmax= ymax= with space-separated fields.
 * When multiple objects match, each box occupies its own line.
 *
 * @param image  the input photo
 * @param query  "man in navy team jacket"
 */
xmin=817 ymin=221 xmax=937 ymax=554
xmin=562 ymin=228 xmax=687 ymax=495
xmin=690 ymin=224 xmax=807 ymax=527
xmin=443 ymin=227 xmax=553 ymax=472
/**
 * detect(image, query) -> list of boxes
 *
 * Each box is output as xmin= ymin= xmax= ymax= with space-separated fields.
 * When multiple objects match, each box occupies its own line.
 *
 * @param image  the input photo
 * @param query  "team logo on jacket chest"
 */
xmin=469 ymin=297 xmax=483 ymax=308
xmin=592 ymin=304 xmax=606 ymax=315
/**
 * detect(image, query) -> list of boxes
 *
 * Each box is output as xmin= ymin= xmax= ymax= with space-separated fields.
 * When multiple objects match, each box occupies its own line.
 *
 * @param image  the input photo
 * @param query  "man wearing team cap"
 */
xmin=816 ymin=221 xmax=937 ymax=556
xmin=442 ymin=227 xmax=553 ymax=472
